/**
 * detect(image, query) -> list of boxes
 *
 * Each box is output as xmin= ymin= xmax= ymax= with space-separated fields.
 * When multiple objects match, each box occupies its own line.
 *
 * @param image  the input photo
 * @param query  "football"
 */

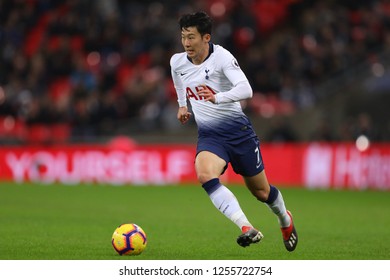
xmin=112 ymin=223 xmax=147 ymax=255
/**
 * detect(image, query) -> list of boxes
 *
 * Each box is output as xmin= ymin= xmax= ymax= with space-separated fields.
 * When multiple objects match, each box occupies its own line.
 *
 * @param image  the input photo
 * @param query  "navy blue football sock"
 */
xmin=265 ymin=185 xmax=279 ymax=204
xmin=202 ymin=178 xmax=221 ymax=195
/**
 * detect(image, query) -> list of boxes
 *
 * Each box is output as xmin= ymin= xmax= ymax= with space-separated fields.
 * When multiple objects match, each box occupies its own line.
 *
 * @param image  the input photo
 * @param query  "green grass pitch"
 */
xmin=0 ymin=182 xmax=389 ymax=260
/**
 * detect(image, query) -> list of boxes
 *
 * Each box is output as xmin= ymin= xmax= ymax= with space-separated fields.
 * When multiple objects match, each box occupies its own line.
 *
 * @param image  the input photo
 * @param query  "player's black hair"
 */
xmin=179 ymin=11 xmax=212 ymax=36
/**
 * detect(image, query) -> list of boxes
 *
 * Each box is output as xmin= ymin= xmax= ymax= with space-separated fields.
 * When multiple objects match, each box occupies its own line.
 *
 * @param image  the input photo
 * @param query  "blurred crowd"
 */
xmin=1 ymin=0 xmax=390 ymax=143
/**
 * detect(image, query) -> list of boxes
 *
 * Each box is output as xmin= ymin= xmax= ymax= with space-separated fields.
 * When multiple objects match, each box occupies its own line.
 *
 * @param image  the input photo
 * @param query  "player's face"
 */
xmin=181 ymin=27 xmax=210 ymax=64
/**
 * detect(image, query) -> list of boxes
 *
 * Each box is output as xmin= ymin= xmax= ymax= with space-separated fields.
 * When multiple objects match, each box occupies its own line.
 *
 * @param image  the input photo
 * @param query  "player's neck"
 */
xmin=192 ymin=43 xmax=210 ymax=65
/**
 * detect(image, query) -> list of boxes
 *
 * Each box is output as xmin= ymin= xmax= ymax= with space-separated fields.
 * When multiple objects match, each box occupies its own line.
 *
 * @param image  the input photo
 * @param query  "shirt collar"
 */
xmin=187 ymin=42 xmax=214 ymax=63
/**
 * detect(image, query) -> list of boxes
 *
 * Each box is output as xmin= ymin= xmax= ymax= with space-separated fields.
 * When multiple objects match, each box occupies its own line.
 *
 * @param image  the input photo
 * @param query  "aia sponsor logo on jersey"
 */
xmin=186 ymin=85 xmax=217 ymax=100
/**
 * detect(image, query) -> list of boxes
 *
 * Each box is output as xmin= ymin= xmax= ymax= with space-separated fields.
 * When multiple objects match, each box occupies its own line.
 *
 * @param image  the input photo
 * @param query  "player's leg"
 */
xmin=196 ymin=151 xmax=261 ymax=242
xmin=244 ymin=172 xmax=290 ymax=226
xmin=244 ymin=171 xmax=298 ymax=251
xmin=230 ymin=137 xmax=297 ymax=251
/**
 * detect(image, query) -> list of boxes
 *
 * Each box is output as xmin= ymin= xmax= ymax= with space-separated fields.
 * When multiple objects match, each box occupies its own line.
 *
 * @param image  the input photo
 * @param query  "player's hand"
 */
xmin=197 ymin=84 xmax=216 ymax=103
xmin=177 ymin=106 xmax=192 ymax=124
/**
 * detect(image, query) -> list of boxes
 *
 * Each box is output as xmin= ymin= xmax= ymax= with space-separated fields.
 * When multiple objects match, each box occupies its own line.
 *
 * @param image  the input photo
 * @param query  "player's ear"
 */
xmin=203 ymin=33 xmax=211 ymax=42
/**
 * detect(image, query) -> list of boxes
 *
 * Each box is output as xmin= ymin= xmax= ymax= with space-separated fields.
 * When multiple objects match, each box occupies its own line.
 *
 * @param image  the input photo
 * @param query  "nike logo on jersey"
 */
xmin=180 ymin=73 xmax=187 ymax=76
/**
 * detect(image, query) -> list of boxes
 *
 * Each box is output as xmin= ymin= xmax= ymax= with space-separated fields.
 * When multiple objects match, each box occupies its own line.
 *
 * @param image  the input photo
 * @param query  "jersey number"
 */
xmin=255 ymin=146 xmax=262 ymax=169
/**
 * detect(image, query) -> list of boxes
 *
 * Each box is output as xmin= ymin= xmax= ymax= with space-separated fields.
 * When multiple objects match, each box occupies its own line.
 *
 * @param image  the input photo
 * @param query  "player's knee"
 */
xmin=197 ymin=172 xmax=214 ymax=185
xmin=253 ymin=189 xmax=270 ymax=202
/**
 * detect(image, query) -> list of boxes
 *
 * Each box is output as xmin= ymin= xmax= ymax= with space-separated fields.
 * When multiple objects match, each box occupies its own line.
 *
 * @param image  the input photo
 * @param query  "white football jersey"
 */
xmin=170 ymin=43 xmax=255 ymax=141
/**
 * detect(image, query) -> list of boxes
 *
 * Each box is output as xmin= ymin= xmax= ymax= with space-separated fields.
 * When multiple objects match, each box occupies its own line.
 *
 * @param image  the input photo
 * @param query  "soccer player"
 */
xmin=170 ymin=11 xmax=298 ymax=251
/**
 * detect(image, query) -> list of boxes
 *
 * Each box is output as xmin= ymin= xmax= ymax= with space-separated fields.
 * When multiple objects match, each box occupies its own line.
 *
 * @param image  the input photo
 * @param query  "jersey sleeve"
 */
xmin=220 ymin=50 xmax=248 ymax=85
xmin=170 ymin=55 xmax=187 ymax=107
xmin=215 ymin=50 xmax=253 ymax=104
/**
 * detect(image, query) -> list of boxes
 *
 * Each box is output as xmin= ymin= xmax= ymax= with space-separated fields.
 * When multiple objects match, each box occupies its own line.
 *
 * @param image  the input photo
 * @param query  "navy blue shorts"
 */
xmin=196 ymin=136 xmax=265 ymax=177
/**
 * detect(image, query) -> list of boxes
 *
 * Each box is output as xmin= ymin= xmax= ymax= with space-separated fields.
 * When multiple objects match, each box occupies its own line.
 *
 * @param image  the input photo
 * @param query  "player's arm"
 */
xmin=170 ymin=57 xmax=192 ymax=124
xmin=171 ymin=71 xmax=192 ymax=124
xmin=207 ymin=52 xmax=253 ymax=104
xmin=215 ymin=80 xmax=252 ymax=104
xmin=216 ymin=62 xmax=253 ymax=104
xmin=170 ymin=69 xmax=187 ymax=107
xmin=197 ymin=80 xmax=252 ymax=104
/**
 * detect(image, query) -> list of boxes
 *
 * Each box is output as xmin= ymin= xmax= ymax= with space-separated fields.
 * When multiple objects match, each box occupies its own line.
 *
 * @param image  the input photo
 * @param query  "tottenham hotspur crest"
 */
xmin=205 ymin=68 xmax=210 ymax=79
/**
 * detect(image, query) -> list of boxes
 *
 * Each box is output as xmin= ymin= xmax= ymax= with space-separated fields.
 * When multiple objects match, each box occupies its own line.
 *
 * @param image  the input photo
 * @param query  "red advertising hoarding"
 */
xmin=0 ymin=143 xmax=389 ymax=190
